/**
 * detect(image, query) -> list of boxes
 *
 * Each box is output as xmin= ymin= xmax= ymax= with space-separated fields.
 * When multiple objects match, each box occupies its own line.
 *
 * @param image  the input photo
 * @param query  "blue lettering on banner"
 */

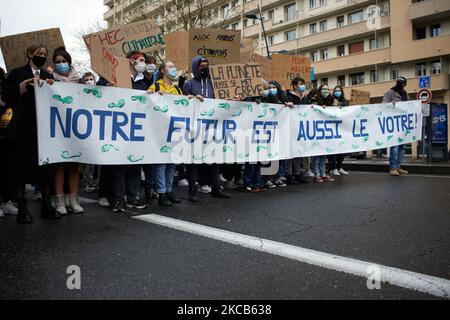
xmin=252 ymin=121 xmax=278 ymax=144
xmin=352 ymin=119 xmax=369 ymax=138
xmin=378 ymin=114 xmax=416 ymax=134
xmin=297 ymin=120 xmax=342 ymax=141
xmin=50 ymin=107 xmax=146 ymax=142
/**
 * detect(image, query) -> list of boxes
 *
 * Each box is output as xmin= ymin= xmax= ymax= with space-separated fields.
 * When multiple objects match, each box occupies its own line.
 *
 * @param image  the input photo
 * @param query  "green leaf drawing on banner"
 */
xmin=232 ymin=108 xmax=243 ymax=117
xmin=108 ymin=99 xmax=126 ymax=109
xmin=127 ymin=155 xmax=144 ymax=163
xmin=53 ymin=95 xmax=73 ymax=105
xmin=376 ymin=141 xmax=384 ymax=147
xmin=243 ymin=104 xmax=253 ymax=112
xmin=83 ymin=88 xmax=102 ymax=98
xmin=200 ymin=109 xmax=215 ymax=116
xmin=376 ymin=111 xmax=383 ymax=116
xmin=339 ymin=141 xmax=346 ymax=146
xmin=398 ymin=137 xmax=405 ymax=143
xmin=362 ymin=137 xmax=369 ymax=142
xmin=361 ymin=106 xmax=370 ymax=112
xmin=329 ymin=115 xmax=337 ymax=120
xmin=405 ymin=130 xmax=411 ymax=136
xmin=223 ymin=146 xmax=233 ymax=153
xmin=174 ymin=99 xmax=190 ymax=107
xmin=238 ymin=153 xmax=250 ymax=159
xmin=356 ymin=113 xmax=362 ymax=118
xmin=101 ymin=144 xmax=119 ymax=153
xmin=131 ymin=96 xmax=147 ymax=104
xmin=313 ymin=109 xmax=324 ymax=115
xmin=218 ymin=103 xmax=231 ymax=110
xmin=387 ymin=135 xmax=394 ymax=141
xmin=257 ymin=146 xmax=268 ymax=152
xmin=268 ymin=152 xmax=279 ymax=159
xmin=326 ymin=148 xmax=334 ymax=153
xmin=193 ymin=155 xmax=207 ymax=161
xmin=352 ymin=144 xmax=359 ymax=150
xmin=160 ymin=146 xmax=172 ymax=153
xmin=154 ymin=105 xmax=169 ymax=113
xmin=413 ymin=136 xmax=417 ymax=141
xmin=269 ymin=107 xmax=277 ymax=117
xmin=257 ymin=109 xmax=267 ymax=118
xmin=299 ymin=112 xmax=308 ymax=117
xmin=61 ymin=151 xmax=82 ymax=159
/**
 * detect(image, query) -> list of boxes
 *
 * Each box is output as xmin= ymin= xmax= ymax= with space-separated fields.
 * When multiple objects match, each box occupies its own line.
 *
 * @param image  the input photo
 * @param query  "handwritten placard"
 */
xmin=271 ymin=54 xmax=311 ymax=89
xmin=83 ymin=19 xmax=163 ymax=58
xmin=240 ymin=38 xmax=255 ymax=64
xmin=0 ymin=28 xmax=65 ymax=72
xmin=210 ymin=63 xmax=264 ymax=99
xmin=350 ymin=89 xmax=371 ymax=105
xmin=250 ymin=53 xmax=273 ymax=81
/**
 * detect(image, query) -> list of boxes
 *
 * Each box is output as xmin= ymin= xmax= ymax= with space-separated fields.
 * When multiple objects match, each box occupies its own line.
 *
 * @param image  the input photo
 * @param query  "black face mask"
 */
xmin=32 ymin=55 xmax=47 ymax=68
xmin=199 ymin=67 xmax=210 ymax=79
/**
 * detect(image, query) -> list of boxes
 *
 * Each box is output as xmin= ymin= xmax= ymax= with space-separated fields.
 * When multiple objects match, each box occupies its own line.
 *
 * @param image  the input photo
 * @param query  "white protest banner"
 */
xmin=35 ymin=82 xmax=423 ymax=165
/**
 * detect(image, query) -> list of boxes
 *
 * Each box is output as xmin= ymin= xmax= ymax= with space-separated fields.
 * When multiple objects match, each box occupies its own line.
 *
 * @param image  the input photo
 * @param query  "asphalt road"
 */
xmin=1 ymin=171 xmax=449 ymax=300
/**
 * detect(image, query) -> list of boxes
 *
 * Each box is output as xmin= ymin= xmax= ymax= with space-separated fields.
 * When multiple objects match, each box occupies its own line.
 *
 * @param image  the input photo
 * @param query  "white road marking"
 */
xmin=135 ymin=214 xmax=450 ymax=299
xmin=351 ymin=171 xmax=450 ymax=179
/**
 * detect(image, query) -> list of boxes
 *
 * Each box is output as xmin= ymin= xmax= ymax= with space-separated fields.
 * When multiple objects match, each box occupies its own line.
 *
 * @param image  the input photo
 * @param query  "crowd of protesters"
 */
xmin=0 ymin=44 xmax=410 ymax=223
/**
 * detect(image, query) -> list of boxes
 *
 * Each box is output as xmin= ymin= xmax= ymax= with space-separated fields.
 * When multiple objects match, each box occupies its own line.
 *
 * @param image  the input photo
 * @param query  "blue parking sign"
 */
xmin=419 ymin=76 xmax=431 ymax=89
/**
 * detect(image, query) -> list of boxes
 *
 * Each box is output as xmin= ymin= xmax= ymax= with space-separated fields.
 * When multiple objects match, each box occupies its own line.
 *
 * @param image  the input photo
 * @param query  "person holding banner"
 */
xmin=182 ymin=56 xmax=231 ymax=202
xmin=147 ymin=61 xmax=183 ymax=207
xmin=2 ymin=44 xmax=61 ymax=223
xmin=327 ymin=85 xmax=350 ymax=177
xmin=49 ymin=47 xmax=84 ymax=215
xmin=383 ymin=77 xmax=410 ymax=177
xmin=311 ymin=85 xmax=336 ymax=183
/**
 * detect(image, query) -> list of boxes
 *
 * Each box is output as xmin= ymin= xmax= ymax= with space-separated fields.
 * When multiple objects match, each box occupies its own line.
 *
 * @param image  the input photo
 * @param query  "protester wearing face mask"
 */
xmin=311 ymin=84 xmax=335 ymax=183
xmin=81 ymin=72 xmax=96 ymax=86
xmin=383 ymin=77 xmax=410 ymax=177
xmin=147 ymin=62 xmax=183 ymax=207
xmin=327 ymin=86 xmax=350 ymax=177
xmin=128 ymin=51 xmax=149 ymax=90
xmin=182 ymin=56 xmax=231 ymax=202
xmin=2 ymin=44 xmax=59 ymax=224
xmin=144 ymin=55 xmax=157 ymax=87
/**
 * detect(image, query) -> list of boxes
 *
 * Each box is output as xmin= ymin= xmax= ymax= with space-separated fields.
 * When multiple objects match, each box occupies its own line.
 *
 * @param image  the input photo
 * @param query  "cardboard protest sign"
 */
xmin=83 ymin=19 xmax=163 ymax=58
xmin=89 ymin=36 xmax=131 ymax=89
xmin=250 ymin=53 xmax=273 ymax=81
xmin=165 ymin=28 xmax=241 ymax=72
xmin=0 ymin=28 xmax=65 ymax=72
xmin=240 ymin=38 xmax=254 ymax=64
xmin=271 ymin=54 xmax=311 ymax=89
xmin=350 ymin=89 xmax=371 ymax=105
xmin=210 ymin=63 xmax=265 ymax=99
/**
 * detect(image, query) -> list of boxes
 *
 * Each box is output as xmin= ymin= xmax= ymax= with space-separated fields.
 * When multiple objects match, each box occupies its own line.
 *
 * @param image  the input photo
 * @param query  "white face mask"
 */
xmin=146 ymin=64 xmax=156 ymax=73
xmin=85 ymin=80 xmax=95 ymax=86
xmin=134 ymin=62 xmax=146 ymax=74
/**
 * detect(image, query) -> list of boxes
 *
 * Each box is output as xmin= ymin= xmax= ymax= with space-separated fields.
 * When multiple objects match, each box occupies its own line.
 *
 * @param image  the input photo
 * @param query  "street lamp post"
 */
xmin=245 ymin=4 xmax=271 ymax=59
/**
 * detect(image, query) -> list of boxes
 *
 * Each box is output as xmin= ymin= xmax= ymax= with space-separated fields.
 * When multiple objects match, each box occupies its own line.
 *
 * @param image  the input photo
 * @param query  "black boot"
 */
xmin=168 ymin=192 xmax=181 ymax=204
xmin=158 ymin=193 xmax=172 ymax=207
xmin=17 ymin=201 xmax=33 ymax=224
xmin=41 ymin=195 xmax=61 ymax=220
xmin=188 ymin=184 xmax=199 ymax=203
xmin=286 ymin=175 xmax=300 ymax=185
xmin=295 ymin=175 xmax=310 ymax=184
xmin=211 ymin=188 xmax=231 ymax=199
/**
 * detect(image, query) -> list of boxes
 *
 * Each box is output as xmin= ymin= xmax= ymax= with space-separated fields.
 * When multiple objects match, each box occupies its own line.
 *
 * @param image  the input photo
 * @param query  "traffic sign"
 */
xmin=422 ymin=103 xmax=430 ymax=117
xmin=419 ymin=76 xmax=431 ymax=89
xmin=417 ymin=89 xmax=432 ymax=104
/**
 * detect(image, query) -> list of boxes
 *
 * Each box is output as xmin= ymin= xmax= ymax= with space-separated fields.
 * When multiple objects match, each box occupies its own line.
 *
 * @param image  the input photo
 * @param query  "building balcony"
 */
xmin=348 ymin=74 xmax=449 ymax=98
xmin=409 ymin=0 xmax=450 ymax=23
xmin=243 ymin=23 xmax=260 ymax=38
xmin=392 ymin=34 xmax=450 ymax=63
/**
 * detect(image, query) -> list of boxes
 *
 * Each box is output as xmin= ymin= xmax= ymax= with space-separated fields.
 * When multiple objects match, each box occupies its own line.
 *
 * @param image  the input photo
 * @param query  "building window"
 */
xmin=336 ymin=16 xmax=344 ymax=28
xmin=284 ymin=3 xmax=296 ymax=22
xmin=350 ymin=72 xmax=365 ymax=85
xmin=320 ymin=0 xmax=327 ymax=6
xmin=221 ymin=5 xmax=230 ymax=18
xmin=369 ymin=38 xmax=379 ymax=50
xmin=321 ymin=78 xmax=328 ymax=85
xmin=348 ymin=10 xmax=364 ymax=24
xmin=268 ymin=35 xmax=275 ymax=46
xmin=337 ymin=45 xmax=345 ymax=57
xmin=243 ymin=19 xmax=248 ymax=28
xmin=285 ymin=30 xmax=296 ymax=41
xmin=232 ymin=0 xmax=238 ymax=8
xmin=231 ymin=23 xmax=239 ymax=30
xmin=310 ymin=23 xmax=317 ymax=35
xmin=415 ymin=62 xmax=427 ymax=77
xmin=311 ymin=51 xmax=318 ymax=62
xmin=370 ymin=70 xmax=379 ymax=83
xmin=268 ymin=10 xmax=274 ymax=22
xmin=310 ymin=0 xmax=317 ymax=9
xmin=390 ymin=65 xmax=399 ymax=80
xmin=320 ymin=49 xmax=328 ymax=60
xmin=349 ymin=41 xmax=364 ymax=54
xmin=430 ymin=24 xmax=441 ymax=37
xmin=430 ymin=60 xmax=441 ymax=75
xmin=337 ymin=75 xmax=346 ymax=87
xmin=415 ymin=26 xmax=426 ymax=40
xmin=320 ymin=20 xmax=328 ymax=32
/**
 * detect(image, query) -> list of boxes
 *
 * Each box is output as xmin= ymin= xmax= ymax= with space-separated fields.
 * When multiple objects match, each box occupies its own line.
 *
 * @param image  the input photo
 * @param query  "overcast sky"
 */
xmin=0 ymin=0 xmax=107 ymax=72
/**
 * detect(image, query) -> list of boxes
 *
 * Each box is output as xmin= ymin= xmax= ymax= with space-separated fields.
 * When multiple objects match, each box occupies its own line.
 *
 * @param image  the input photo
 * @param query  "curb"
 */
xmin=343 ymin=162 xmax=450 ymax=175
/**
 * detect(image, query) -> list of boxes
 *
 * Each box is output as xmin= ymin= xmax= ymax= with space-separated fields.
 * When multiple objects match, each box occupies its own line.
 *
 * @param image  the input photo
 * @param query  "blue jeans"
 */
xmin=153 ymin=164 xmax=176 ymax=194
xmin=244 ymin=163 xmax=262 ymax=188
xmin=390 ymin=145 xmax=405 ymax=169
xmin=312 ymin=156 xmax=326 ymax=177
xmin=278 ymin=160 xmax=286 ymax=178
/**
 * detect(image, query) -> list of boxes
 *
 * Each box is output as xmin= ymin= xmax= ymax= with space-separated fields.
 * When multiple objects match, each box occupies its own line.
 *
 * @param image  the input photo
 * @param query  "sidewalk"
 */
xmin=343 ymin=157 xmax=450 ymax=175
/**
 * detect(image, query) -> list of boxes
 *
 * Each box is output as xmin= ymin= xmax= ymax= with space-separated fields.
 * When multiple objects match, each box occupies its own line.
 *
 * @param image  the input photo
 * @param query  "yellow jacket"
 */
xmin=149 ymin=79 xmax=182 ymax=95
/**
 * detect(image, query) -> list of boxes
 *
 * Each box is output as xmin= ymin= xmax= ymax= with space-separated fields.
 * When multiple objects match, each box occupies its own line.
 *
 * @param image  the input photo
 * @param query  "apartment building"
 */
xmin=104 ymin=0 xmax=450 ymax=153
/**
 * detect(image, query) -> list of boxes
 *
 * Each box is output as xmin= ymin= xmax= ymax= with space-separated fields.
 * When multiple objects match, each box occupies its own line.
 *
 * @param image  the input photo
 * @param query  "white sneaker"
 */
xmin=332 ymin=169 xmax=340 ymax=176
xmin=218 ymin=174 xmax=227 ymax=183
xmin=0 ymin=201 xmax=19 ymax=215
xmin=99 ymin=197 xmax=111 ymax=207
xmin=0 ymin=207 xmax=4 ymax=218
xmin=177 ymin=179 xmax=189 ymax=187
xmin=200 ymin=185 xmax=212 ymax=194
xmin=274 ymin=178 xmax=287 ymax=187
xmin=266 ymin=180 xmax=276 ymax=188
xmin=339 ymin=168 xmax=349 ymax=175
xmin=54 ymin=195 xmax=68 ymax=215
xmin=69 ymin=194 xmax=84 ymax=214
xmin=305 ymin=170 xmax=315 ymax=178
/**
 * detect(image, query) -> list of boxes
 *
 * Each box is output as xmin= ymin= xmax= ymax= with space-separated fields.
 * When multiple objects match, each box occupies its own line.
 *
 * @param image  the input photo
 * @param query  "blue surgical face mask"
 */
xmin=334 ymin=91 xmax=342 ymax=98
xmin=55 ymin=62 xmax=70 ymax=75
xmin=167 ymin=67 xmax=177 ymax=79
xmin=269 ymin=88 xmax=278 ymax=96
xmin=298 ymin=85 xmax=306 ymax=93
